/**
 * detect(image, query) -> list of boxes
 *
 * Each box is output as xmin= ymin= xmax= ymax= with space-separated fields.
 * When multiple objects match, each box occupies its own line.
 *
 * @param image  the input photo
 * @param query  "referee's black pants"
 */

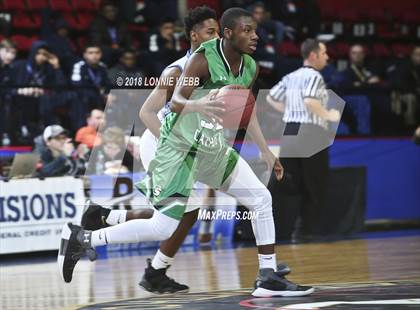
xmin=268 ymin=123 xmax=330 ymax=236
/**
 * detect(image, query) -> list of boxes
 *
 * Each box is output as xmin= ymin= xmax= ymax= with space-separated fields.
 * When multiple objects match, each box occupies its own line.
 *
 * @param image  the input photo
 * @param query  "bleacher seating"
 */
xmin=1 ymin=0 xmax=416 ymax=58
xmin=2 ymin=0 xmax=26 ymax=11
xmin=71 ymin=0 xmax=97 ymax=12
xmin=49 ymin=0 xmax=72 ymax=12
xmin=26 ymin=0 xmax=48 ymax=11
xmin=10 ymin=34 xmax=39 ymax=51
xmin=12 ymin=12 xmax=41 ymax=29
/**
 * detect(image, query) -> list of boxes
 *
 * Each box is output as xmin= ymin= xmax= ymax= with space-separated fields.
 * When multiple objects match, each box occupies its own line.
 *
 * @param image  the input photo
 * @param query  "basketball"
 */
xmin=215 ymin=84 xmax=256 ymax=129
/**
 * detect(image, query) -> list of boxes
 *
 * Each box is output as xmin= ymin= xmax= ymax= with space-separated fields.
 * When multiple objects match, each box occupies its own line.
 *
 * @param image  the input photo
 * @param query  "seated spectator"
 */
xmin=270 ymin=0 xmax=321 ymax=39
xmin=70 ymin=43 xmax=110 ymax=130
xmin=108 ymin=49 xmax=144 ymax=86
xmin=40 ymin=8 xmax=77 ymax=74
xmin=252 ymin=2 xmax=284 ymax=50
xmin=144 ymin=0 xmax=179 ymax=28
xmin=395 ymin=46 xmax=420 ymax=96
xmin=75 ymin=109 xmax=106 ymax=150
xmin=392 ymin=46 xmax=420 ymax=128
xmin=36 ymin=125 xmax=86 ymax=177
xmin=0 ymin=39 xmax=17 ymax=146
xmin=340 ymin=44 xmax=398 ymax=135
xmin=250 ymin=2 xmax=284 ymax=83
xmin=12 ymin=41 xmax=67 ymax=142
xmin=341 ymin=44 xmax=381 ymax=89
xmin=145 ymin=17 xmax=182 ymax=76
xmin=89 ymin=126 xmax=135 ymax=175
xmin=89 ymin=1 xmax=133 ymax=66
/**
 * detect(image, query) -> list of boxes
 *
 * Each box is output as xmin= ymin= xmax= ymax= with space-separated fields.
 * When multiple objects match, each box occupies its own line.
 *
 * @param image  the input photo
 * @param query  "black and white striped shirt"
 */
xmin=269 ymin=66 xmax=328 ymax=129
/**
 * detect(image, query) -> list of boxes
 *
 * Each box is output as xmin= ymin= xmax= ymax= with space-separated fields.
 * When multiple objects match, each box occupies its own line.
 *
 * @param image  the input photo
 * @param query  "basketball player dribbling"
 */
xmin=58 ymin=7 xmax=314 ymax=297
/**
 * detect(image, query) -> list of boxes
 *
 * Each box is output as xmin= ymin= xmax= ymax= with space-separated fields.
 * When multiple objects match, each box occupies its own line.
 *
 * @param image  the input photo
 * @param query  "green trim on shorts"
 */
xmin=222 ymin=148 xmax=239 ymax=185
xmin=158 ymin=201 xmax=186 ymax=220
xmin=134 ymin=180 xmax=187 ymax=221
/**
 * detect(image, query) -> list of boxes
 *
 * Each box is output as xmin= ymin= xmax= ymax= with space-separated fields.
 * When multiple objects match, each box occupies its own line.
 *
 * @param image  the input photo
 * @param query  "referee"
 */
xmin=266 ymin=38 xmax=340 ymax=242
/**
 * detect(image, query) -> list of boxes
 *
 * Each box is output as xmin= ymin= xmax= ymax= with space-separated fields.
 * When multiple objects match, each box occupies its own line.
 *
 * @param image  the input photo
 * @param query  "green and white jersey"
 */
xmin=136 ymin=39 xmax=257 ymax=219
xmin=198 ymin=38 xmax=256 ymax=89
xmin=156 ymin=38 xmax=257 ymax=158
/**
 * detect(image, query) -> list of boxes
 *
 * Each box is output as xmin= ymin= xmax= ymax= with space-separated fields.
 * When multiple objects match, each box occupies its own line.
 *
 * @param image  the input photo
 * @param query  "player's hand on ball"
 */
xmin=194 ymin=89 xmax=225 ymax=123
xmin=327 ymin=109 xmax=340 ymax=122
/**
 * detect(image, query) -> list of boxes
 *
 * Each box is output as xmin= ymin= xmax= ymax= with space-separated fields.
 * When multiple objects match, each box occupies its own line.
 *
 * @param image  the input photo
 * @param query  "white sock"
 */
xmin=151 ymin=249 xmax=174 ymax=270
xmin=258 ymin=253 xmax=277 ymax=270
xmin=106 ymin=210 xmax=127 ymax=225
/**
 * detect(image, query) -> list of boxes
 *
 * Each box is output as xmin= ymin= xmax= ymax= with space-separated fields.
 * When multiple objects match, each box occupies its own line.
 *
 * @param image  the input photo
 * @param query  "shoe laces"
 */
xmin=71 ymin=247 xmax=96 ymax=261
xmin=71 ymin=247 xmax=85 ymax=261
xmin=161 ymin=274 xmax=182 ymax=286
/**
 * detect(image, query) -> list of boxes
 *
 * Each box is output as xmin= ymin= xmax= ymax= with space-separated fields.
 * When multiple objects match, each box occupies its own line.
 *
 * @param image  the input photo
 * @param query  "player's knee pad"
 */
xmin=255 ymin=189 xmax=273 ymax=219
xmin=154 ymin=226 xmax=175 ymax=241
xmin=151 ymin=211 xmax=179 ymax=241
xmin=246 ymin=188 xmax=272 ymax=214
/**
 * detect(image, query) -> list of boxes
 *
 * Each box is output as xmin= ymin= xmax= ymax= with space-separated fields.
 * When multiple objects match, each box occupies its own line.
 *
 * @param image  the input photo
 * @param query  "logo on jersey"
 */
xmin=200 ymin=120 xmax=223 ymax=130
xmin=153 ymin=185 xmax=162 ymax=197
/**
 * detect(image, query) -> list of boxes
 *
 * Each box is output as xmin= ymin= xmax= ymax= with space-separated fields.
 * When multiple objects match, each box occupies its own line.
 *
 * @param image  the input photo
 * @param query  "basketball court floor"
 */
xmin=1 ymin=231 xmax=419 ymax=310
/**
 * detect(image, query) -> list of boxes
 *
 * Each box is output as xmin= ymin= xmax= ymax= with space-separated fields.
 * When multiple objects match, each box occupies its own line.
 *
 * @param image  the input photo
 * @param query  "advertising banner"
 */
xmin=0 ymin=176 xmax=85 ymax=254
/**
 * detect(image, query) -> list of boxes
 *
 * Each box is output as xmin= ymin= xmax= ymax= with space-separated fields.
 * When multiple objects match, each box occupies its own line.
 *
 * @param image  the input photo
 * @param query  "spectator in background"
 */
xmin=270 ymin=0 xmax=321 ymax=39
xmin=396 ymin=46 xmax=420 ymax=96
xmin=340 ymin=44 xmax=399 ymax=135
xmin=108 ymin=49 xmax=144 ymax=86
xmin=393 ymin=46 xmax=420 ymax=128
xmin=12 ymin=41 xmax=67 ymax=142
xmin=0 ymin=39 xmax=17 ymax=146
xmin=70 ymin=43 xmax=110 ymax=130
xmin=252 ymin=2 xmax=284 ymax=48
xmin=89 ymin=1 xmax=133 ymax=66
xmin=341 ymin=44 xmax=381 ymax=89
xmin=143 ymin=0 xmax=178 ymax=28
xmin=146 ymin=17 xmax=182 ymax=76
xmin=40 ymin=8 xmax=77 ymax=74
xmin=36 ymin=125 xmax=86 ymax=177
xmin=89 ymin=126 xmax=135 ymax=175
xmin=249 ymin=2 xmax=284 ymax=83
xmin=75 ymin=109 xmax=106 ymax=150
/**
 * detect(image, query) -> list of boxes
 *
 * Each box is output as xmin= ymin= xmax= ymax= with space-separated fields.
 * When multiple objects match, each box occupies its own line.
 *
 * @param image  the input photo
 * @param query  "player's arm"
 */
xmin=266 ymin=94 xmax=285 ymax=113
xmin=171 ymin=52 xmax=225 ymax=122
xmin=304 ymin=97 xmax=339 ymax=122
xmin=266 ymin=79 xmax=285 ymax=113
xmin=247 ymin=65 xmax=284 ymax=180
xmin=303 ymin=75 xmax=340 ymax=122
xmin=139 ymin=67 xmax=181 ymax=138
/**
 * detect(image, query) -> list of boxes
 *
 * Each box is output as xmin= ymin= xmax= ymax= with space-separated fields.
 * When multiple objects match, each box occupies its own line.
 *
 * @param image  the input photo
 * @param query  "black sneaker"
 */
xmin=252 ymin=268 xmax=314 ymax=297
xmin=254 ymin=263 xmax=291 ymax=289
xmin=57 ymin=223 xmax=97 ymax=283
xmin=139 ymin=258 xmax=189 ymax=293
xmin=81 ymin=200 xmax=111 ymax=230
